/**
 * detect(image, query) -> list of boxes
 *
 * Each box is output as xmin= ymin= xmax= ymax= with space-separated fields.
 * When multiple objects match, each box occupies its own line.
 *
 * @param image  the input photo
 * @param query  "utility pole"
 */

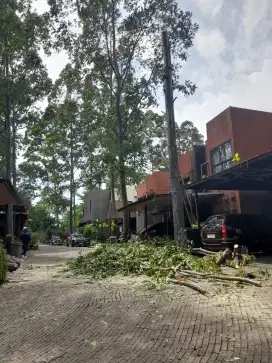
xmin=162 ymin=30 xmax=186 ymax=247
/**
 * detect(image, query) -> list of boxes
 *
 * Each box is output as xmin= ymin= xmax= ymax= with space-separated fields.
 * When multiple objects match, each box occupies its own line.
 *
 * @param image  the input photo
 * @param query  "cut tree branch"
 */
xmin=168 ymin=278 xmax=207 ymax=295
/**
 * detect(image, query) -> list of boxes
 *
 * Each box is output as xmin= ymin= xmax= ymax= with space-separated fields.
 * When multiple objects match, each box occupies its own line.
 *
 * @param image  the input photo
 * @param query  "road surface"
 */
xmin=0 ymin=245 xmax=272 ymax=363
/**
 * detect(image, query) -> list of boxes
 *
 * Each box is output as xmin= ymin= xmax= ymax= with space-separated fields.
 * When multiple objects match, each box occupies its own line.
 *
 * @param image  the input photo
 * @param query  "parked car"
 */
xmin=67 ymin=233 xmax=90 ymax=247
xmin=201 ymin=214 xmax=272 ymax=252
xmin=51 ymin=235 xmax=62 ymax=245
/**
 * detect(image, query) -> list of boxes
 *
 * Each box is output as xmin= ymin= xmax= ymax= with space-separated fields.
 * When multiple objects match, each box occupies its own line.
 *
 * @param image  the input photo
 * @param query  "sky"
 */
xmin=35 ymin=0 xmax=272 ymax=138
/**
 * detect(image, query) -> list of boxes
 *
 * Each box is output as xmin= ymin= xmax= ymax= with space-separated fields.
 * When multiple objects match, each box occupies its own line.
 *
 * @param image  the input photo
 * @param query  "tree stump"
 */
xmin=216 ymin=248 xmax=232 ymax=265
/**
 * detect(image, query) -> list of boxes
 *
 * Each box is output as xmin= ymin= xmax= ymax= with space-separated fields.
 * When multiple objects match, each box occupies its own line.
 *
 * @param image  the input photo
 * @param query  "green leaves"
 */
xmin=68 ymin=238 xmax=221 ymax=282
xmin=47 ymin=0 xmax=199 ymax=206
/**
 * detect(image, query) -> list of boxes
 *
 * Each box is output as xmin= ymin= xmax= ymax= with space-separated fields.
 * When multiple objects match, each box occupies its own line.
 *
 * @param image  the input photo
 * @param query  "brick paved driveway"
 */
xmin=0 ymin=245 xmax=272 ymax=363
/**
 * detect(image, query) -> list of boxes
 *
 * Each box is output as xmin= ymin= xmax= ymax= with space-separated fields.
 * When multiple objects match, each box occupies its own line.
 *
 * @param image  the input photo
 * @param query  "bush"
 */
xmin=0 ymin=247 xmax=7 ymax=285
xmin=29 ymin=232 xmax=39 ymax=250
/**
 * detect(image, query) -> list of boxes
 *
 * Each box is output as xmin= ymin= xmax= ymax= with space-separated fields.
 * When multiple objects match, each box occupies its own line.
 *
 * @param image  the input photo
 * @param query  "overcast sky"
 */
xmin=35 ymin=0 xmax=272 ymax=138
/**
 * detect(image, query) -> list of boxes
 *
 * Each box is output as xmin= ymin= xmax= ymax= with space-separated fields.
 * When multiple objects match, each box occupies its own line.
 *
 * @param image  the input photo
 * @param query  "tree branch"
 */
xmin=122 ymin=65 xmax=156 ymax=135
xmin=101 ymin=2 xmax=118 ymax=79
xmin=92 ymin=61 xmax=116 ymax=96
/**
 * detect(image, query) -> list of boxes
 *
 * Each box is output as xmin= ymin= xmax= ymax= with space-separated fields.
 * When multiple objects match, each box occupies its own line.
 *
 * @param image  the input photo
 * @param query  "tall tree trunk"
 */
xmin=73 ymin=181 xmax=76 ymax=231
xmin=116 ymin=87 xmax=129 ymax=237
xmin=110 ymin=165 xmax=116 ymax=217
xmin=162 ymin=31 xmax=186 ymax=247
xmin=4 ymin=35 xmax=11 ymax=181
xmin=110 ymin=4 xmax=129 ymax=238
xmin=11 ymin=119 xmax=16 ymax=187
xmin=69 ymin=123 xmax=74 ymax=235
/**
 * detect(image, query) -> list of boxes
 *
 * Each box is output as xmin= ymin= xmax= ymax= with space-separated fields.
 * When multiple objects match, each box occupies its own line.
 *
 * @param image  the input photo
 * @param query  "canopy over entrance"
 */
xmin=117 ymin=192 xmax=222 ymax=213
xmin=186 ymin=151 xmax=272 ymax=191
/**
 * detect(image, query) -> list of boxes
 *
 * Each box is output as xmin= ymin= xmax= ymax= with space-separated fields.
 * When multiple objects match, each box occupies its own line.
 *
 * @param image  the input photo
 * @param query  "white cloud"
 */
xmin=194 ymin=27 xmax=226 ymax=59
xmin=242 ymin=0 xmax=270 ymax=38
xmin=176 ymin=57 xmax=272 ymax=138
xmin=195 ymin=0 xmax=223 ymax=17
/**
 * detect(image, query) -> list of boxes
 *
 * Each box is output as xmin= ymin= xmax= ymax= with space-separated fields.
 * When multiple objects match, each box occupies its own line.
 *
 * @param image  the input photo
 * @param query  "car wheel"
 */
xmin=72 ymin=241 xmax=74 ymax=247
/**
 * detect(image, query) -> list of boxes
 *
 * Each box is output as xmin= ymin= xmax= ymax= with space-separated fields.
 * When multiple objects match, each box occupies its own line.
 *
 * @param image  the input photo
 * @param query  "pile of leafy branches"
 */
xmin=0 ymin=247 xmax=7 ymax=285
xmin=68 ymin=238 xmax=221 ymax=282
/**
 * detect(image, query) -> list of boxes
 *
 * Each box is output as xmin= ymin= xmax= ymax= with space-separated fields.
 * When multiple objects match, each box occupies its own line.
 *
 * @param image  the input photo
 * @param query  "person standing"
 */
xmin=21 ymin=227 xmax=31 ymax=258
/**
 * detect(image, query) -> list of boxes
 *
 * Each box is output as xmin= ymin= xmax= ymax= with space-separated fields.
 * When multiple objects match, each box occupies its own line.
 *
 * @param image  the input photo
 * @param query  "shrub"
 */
xmin=0 ymin=247 xmax=7 ymax=285
xmin=29 ymin=232 xmax=39 ymax=250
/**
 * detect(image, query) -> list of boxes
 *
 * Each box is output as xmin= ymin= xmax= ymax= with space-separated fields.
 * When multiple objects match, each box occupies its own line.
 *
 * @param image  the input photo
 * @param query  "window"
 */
xmin=89 ymin=200 xmax=92 ymax=215
xmin=210 ymin=140 xmax=232 ymax=174
xmin=204 ymin=216 xmax=224 ymax=229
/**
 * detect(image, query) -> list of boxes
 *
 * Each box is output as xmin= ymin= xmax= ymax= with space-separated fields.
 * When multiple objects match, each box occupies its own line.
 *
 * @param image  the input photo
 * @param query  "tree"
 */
xmin=176 ymin=120 xmax=204 ymax=156
xmin=21 ymin=105 xmax=71 ymax=228
xmin=28 ymin=202 xmax=55 ymax=232
xmin=49 ymin=0 xmax=199 ymax=236
xmin=0 ymin=0 xmax=52 ymax=186
xmin=21 ymin=63 xmax=87 ymax=231
xmin=61 ymin=203 xmax=84 ymax=230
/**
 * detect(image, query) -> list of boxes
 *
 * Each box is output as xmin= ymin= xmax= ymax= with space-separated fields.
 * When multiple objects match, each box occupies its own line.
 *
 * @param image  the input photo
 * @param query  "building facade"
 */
xmin=204 ymin=106 xmax=272 ymax=215
xmin=136 ymin=106 xmax=272 ymax=224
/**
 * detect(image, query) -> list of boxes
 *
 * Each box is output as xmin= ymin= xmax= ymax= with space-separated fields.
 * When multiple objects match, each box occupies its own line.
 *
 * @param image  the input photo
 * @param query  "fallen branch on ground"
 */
xmin=178 ymin=270 xmax=262 ymax=287
xmin=186 ymin=248 xmax=216 ymax=257
xmin=168 ymin=278 xmax=207 ymax=295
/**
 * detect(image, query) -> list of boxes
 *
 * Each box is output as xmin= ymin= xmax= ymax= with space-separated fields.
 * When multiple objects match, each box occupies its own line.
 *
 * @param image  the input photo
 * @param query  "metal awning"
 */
xmin=186 ymin=150 xmax=272 ymax=191
xmin=117 ymin=194 xmax=170 ymax=213
xmin=117 ymin=192 xmax=223 ymax=213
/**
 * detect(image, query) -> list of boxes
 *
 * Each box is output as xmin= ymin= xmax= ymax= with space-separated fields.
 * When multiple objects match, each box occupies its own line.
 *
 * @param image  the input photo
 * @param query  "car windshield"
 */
xmin=72 ymin=234 xmax=83 ymax=238
xmin=203 ymin=216 xmax=224 ymax=229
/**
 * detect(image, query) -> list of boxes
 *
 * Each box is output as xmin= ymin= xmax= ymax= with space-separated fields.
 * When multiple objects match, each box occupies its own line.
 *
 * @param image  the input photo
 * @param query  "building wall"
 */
xmin=137 ymin=151 xmax=201 ymax=199
xmin=115 ymin=185 xmax=137 ymax=204
xmin=136 ymin=171 xmax=170 ymax=198
xmin=136 ymin=212 xmax=153 ymax=232
xmin=82 ymin=189 xmax=111 ymax=223
xmin=206 ymin=107 xmax=233 ymax=174
xmin=205 ymin=107 xmax=244 ymax=213
xmin=230 ymin=107 xmax=272 ymax=162
xmin=0 ymin=184 xmax=18 ymax=205
xmin=204 ymin=107 xmax=272 ymax=216
xmin=178 ymin=151 xmax=194 ymax=179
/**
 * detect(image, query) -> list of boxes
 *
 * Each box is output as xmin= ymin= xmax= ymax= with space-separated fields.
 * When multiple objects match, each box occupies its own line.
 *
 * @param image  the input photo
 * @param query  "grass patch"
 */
xmin=68 ymin=238 xmax=221 ymax=283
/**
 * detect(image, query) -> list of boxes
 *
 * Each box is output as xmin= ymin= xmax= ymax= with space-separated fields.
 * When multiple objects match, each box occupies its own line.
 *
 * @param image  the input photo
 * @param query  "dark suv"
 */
xmin=201 ymin=214 xmax=272 ymax=252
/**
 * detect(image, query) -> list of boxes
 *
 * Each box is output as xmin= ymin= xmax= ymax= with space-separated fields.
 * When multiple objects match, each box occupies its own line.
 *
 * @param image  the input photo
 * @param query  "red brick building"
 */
xmin=136 ymin=106 xmax=272 ymax=222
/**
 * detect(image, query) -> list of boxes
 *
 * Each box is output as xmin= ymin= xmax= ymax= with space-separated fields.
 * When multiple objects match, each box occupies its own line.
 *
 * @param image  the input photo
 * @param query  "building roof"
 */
xmin=186 ymin=150 xmax=272 ymax=191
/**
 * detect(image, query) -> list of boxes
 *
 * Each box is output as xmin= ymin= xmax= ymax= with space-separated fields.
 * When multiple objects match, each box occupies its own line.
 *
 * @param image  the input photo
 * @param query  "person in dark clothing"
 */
xmin=21 ymin=227 xmax=31 ymax=258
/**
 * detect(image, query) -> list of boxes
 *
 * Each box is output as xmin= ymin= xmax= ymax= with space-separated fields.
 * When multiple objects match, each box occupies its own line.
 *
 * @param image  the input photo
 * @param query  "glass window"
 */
xmin=210 ymin=140 xmax=233 ymax=174
xmin=204 ymin=216 xmax=224 ymax=229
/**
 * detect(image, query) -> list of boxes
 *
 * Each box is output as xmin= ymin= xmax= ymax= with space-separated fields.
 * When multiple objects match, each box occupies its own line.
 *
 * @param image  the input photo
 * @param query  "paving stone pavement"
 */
xmin=0 ymin=245 xmax=272 ymax=363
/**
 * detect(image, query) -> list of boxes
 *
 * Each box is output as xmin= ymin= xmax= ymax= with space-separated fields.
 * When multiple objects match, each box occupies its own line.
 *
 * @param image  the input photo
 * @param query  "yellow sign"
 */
xmin=232 ymin=153 xmax=240 ymax=163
